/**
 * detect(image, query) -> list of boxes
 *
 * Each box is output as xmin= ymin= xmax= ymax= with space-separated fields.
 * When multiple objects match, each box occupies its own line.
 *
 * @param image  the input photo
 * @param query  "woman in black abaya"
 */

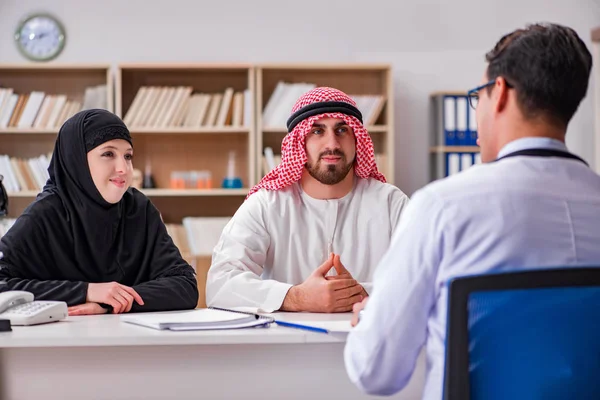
xmin=0 ymin=109 xmax=198 ymax=315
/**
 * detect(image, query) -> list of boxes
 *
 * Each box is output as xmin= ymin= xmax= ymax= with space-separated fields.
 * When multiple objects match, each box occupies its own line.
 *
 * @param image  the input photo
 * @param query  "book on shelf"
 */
xmin=0 ymin=218 xmax=17 ymax=238
xmin=350 ymin=95 xmax=386 ymax=126
xmin=123 ymin=86 xmax=250 ymax=129
xmin=0 ymin=153 xmax=50 ymax=192
xmin=261 ymin=81 xmax=385 ymax=128
xmin=430 ymin=92 xmax=481 ymax=180
xmin=261 ymin=146 xmax=281 ymax=176
xmin=182 ymin=217 xmax=231 ymax=256
xmin=165 ymin=218 xmax=230 ymax=267
xmin=0 ymin=85 xmax=107 ymax=130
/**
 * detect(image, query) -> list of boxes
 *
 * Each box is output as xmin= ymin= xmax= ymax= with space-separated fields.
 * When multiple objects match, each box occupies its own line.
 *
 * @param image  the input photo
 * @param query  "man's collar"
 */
xmin=497 ymin=137 xmax=568 ymax=159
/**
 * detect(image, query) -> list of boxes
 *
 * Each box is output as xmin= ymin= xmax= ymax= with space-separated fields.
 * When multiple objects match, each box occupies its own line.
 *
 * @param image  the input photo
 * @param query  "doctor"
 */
xmin=344 ymin=22 xmax=600 ymax=399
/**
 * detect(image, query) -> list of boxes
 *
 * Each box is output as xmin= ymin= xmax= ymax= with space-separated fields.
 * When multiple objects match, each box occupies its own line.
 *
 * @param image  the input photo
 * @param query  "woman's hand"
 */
xmin=68 ymin=302 xmax=109 ymax=316
xmin=87 ymin=282 xmax=144 ymax=313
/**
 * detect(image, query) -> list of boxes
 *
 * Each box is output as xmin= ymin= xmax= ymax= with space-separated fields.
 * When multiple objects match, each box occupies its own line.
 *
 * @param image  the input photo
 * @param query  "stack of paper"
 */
xmin=121 ymin=308 xmax=273 ymax=331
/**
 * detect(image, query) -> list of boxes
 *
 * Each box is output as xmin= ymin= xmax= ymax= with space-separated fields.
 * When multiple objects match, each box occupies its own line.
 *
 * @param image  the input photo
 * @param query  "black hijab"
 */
xmin=0 ymin=109 xmax=198 ymax=310
xmin=45 ymin=109 xmax=134 ymax=276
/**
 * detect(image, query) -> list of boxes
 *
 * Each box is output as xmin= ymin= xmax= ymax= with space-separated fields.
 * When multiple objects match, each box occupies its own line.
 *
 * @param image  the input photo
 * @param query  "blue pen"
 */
xmin=275 ymin=320 xmax=328 ymax=334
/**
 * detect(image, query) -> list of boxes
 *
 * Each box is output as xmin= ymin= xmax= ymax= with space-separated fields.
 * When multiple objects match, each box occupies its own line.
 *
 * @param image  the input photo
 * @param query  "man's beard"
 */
xmin=306 ymin=150 xmax=354 ymax=185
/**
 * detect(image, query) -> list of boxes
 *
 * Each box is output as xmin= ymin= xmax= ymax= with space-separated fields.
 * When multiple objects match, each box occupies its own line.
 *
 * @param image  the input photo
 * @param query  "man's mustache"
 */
xmin=319 ymin=149 xmax=345 ymax=159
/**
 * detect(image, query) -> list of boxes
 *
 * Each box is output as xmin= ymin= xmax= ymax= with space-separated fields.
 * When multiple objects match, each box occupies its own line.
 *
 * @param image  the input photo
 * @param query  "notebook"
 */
xmin=120 ymin=308 xmax=274 ymax=331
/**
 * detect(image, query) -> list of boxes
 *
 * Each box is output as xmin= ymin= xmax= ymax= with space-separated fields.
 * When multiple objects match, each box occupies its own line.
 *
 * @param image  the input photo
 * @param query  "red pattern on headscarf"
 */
xmin=247 ymin=87 xmax=385 ymax=198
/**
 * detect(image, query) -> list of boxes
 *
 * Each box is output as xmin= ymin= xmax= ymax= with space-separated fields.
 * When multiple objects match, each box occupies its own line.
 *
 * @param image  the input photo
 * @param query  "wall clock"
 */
xmin=14 ymin=13 xmax=66 ymax=62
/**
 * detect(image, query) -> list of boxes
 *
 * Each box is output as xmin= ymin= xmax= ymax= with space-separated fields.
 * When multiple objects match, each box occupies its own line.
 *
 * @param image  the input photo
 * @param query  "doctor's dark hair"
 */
xmin=485 ymin=23 xmax=592 ymax=129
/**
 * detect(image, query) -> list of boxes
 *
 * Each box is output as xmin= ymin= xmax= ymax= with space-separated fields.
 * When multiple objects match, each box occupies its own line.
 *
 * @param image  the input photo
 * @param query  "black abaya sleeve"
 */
xmin=0 ymin=214 xmax=88 ymax=306
xmin=129 ymin=208 xmax=199 ymax=312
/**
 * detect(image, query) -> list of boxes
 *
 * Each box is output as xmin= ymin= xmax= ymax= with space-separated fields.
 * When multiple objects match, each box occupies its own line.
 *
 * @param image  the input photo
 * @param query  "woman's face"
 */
xmin=86 ymin=139 xmax=133 ymax=204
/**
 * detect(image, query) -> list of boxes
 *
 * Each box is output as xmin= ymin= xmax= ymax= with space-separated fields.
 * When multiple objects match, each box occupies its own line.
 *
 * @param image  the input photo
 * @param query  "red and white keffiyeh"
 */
xmin=247 ymin=87 xmax=385 ymax=198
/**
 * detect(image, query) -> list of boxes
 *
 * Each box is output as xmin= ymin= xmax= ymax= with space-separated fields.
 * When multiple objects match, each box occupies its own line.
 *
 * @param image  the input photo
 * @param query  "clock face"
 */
xmin=14 ymin=14 xmax=65 ymax=62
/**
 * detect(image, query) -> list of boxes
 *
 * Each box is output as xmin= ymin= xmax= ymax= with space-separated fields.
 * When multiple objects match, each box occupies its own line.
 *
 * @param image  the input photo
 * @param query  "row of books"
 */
xmin=0 ymin=154 xmax=51 ymax=192
xmin=430 ymin=152 xmax=482 ymax=181
xmin=261 ymin=146 xmax=389 ymax=178
xmin=123 ymin=86 xmax=252 ymax=129
xmin=446 ymin=152 xmax=482 ymax=176
xmin=432 ymin=94 xmax=478 ymax=146
xmin=0 ymin=85 xmax=107 ymax=130
xmin=262 ymin=81 xmax=386 ymax=128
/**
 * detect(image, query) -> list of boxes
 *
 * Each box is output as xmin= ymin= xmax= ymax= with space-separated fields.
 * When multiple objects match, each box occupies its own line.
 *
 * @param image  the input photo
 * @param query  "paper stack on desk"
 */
xmin=121 ymin=308 xmax=274 ymax=331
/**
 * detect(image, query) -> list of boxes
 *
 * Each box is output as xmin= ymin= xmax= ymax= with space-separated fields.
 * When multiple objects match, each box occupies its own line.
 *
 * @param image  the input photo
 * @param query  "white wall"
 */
xmin=0 ymin=0 xmax=598 ymax=194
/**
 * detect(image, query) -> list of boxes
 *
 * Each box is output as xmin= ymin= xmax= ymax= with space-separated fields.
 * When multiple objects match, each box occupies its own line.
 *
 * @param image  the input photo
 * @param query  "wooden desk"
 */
xmin=0 ymin=312 xmax=425 ymax=400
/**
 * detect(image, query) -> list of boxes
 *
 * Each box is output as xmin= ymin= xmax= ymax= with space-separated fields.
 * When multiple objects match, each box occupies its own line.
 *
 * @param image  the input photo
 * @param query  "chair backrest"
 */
xmin=443 ymin=267 xmax=600 ymax=400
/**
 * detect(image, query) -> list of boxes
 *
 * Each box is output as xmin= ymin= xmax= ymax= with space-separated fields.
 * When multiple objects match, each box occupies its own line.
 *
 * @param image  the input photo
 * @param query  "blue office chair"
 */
xmin=443 ymin=267 xmax=600 ymax=400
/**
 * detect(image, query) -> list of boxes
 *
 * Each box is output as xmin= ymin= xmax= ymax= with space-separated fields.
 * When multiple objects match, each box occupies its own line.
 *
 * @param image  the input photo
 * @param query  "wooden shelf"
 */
xmin=0 ymin=65 xmax=113 ymax=112
xmin=0 ymin=63 xmax=399 ymax=222
xmin=114 ymin=63 xmax=256 ymax=222
xmin=256 ymin=64 xmax=394 ymax=183
xmin=130 ymin=127 xmax=250 ymax=135
xmin=0 ymin=63 xmax=111 ymax=70
xmin=8 ymin=191 xmax=39 ymax=198
xmin=9 ymin=188 xmax=249 ymax=198
xmin=0 ymin=129 xmax=58 ymax=135
xmin=256 ymin=63 xmax=391 ymax=70
xmin=429 ymin=91 xmax=468 ymax=97
xmin=0 ymin=128 xmax=251 ymax=135
xmin=592 ymin=27 xmax=600 ymax=42
xmin=430 ymin=146 xmax=480 ymax=153
xmin=262 ymin=125 xmax=389 ymax=134
xmin=140 ymin=188 xmax=248 ymax=196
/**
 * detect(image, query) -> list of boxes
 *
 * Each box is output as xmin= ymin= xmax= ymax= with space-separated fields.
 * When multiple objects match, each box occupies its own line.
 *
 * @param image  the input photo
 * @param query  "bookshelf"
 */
xmin=115 ymin=63 xmax=256 ymax=223
xmin=0 ymin=64 xmax=113 ymax=217
xmin=0 ymin=63 xmax=397 ymax=308
xmin=592 ymin=27 xmax=600 ymax=174
xmin=255 ymin=64 xmax=395 ymax=184
xmin=429 ymin=91 xmax=481 ymax=181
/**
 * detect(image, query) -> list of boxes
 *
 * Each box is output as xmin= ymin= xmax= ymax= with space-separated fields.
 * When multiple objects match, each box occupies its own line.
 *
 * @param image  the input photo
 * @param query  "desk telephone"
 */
xmin=0 ymin=291 xmax=67 ymax=326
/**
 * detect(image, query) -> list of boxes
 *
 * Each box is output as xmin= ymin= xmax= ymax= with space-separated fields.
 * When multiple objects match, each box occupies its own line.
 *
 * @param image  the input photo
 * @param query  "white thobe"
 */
xmin=206 ymin=177 xmax=410 ymax=312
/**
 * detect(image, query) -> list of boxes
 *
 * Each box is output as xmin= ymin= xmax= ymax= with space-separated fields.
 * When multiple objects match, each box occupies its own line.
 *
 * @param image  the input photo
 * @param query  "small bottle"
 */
xmin=221 ymin=151 xmax=243 ymax=189
xmin=206 ymin=171 xmax=213 ymax=189
xmin=169 ymin=171 xmax=178 ymax=189
xmin=142 ymin=161 xmax=156 ymax=189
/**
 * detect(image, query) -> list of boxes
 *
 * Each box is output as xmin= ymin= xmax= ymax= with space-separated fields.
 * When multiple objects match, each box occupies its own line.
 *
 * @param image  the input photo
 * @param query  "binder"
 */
xmin=468 ymin=98 xmax=478 ymax=146
xmin=446 ymin=153 xmax=460 ymax=176
xmin=460 ymin=153 xmax=474 ymax=171
xmin=443 ymin=96 xmax=457 ymax=145
xmin=431 ymin=95 xmax=457 ymax=148
xmin=456 ymin=96 xmax=468 ymax=146
xmin=120 ymin=307 xmax=274 ymax=331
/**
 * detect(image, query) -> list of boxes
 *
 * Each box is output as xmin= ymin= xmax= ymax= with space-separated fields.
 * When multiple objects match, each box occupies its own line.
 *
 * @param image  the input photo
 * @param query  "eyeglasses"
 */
xmin=467 ymin=80 xmax=495 ymax=109
xmin=467 ymin=78 xmax=514 ymax=109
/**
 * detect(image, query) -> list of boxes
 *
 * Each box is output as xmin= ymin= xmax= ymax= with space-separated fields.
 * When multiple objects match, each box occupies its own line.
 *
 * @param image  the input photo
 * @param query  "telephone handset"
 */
xmin=0 ymin=290 xmax=67 ymax=326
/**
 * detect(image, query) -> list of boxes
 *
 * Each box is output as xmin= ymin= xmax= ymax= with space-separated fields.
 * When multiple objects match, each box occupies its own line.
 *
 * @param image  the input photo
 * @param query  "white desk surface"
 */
xmin=0 ymin=311 xmax=351 ymax=348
